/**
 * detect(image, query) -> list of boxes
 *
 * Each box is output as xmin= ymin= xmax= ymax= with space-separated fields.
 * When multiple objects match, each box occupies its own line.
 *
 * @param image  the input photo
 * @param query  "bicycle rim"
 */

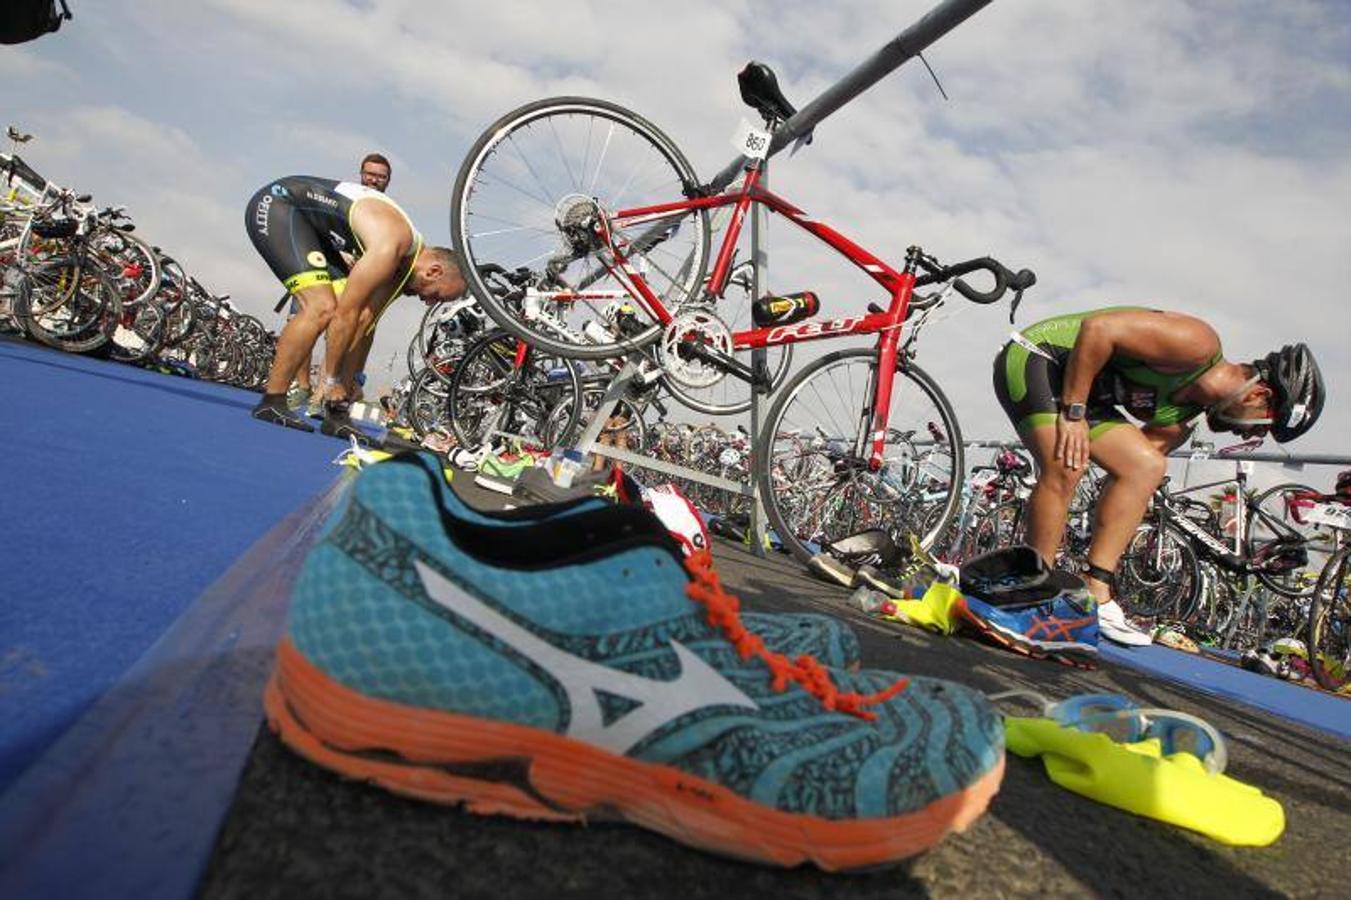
xmin=1308 ymin=546 xmax=1351 ymax=691
xmin=451 ymin=97 xmax=709 ymax=361
xmin=1117 ymin=521 xmax=1200 ymax=620
xmin=19 ymin=259 xmax=120 ymax=352
xmin=449 ymin=331 xmax=581 ymax=450
xmin=758 ymin=348 xmax=963 ymax=563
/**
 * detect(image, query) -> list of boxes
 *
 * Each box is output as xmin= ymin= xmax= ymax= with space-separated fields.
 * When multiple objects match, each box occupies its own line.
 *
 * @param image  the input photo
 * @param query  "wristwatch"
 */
xmin=1061 ymin=401 xmax=1087 ymax=422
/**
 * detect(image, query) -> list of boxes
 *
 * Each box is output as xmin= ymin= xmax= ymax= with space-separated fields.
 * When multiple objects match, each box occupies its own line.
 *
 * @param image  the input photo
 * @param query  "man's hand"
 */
xmin=1055 ymin=413 xmax=1091 ymax=470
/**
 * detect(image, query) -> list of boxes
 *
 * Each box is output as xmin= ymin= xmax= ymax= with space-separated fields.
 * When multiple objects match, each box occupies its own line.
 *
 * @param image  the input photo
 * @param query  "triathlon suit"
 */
xmin=993 ymin=307 xmax=1222 ymax=440
xmin=245 ymin=176 xmax=423 ymax=332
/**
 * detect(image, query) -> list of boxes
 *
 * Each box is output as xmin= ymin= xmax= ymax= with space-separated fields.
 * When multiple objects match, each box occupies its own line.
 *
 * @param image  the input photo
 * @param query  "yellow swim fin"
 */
xmin=1005 ymin=716 xmax=1284 ymax=847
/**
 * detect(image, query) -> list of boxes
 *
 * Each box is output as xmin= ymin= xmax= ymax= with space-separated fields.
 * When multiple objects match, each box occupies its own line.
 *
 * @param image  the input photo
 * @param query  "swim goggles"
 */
xmin=990 ymin=690 xmax=1228 ymax=775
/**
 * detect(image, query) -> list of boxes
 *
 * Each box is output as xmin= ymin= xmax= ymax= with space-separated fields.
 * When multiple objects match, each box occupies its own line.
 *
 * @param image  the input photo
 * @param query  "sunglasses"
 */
xmin=990 ymin=690 xmax=1227 ymax=774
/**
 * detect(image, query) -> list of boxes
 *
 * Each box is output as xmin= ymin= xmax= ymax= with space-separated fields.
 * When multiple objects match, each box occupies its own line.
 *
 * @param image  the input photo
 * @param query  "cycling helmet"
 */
xmin=1253 ymin=343 xmax=1324 ymax=443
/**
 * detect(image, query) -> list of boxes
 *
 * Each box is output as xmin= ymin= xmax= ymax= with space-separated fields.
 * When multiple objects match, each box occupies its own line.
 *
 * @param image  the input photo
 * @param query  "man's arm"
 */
xmin=320 ymin=204 xmax=411 ymax=401
xmin=1140 ymin=422 xmax=1193 ymax=455
xmin=1061 ymin=310 xmax=1219 ymax=407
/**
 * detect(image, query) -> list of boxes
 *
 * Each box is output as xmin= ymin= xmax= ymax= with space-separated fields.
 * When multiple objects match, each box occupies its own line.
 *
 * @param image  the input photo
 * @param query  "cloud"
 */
xmin=6 ymin=0 xmax=1349 ymax=463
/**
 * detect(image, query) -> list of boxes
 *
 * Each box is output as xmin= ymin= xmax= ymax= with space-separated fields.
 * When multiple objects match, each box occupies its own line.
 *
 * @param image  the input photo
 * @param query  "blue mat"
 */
xmin=1100 ymin=643 xmax=1351 ymax=741
xmin=0 ymin=339 xmax=343 ymax=792
xmin=0 ymin=476 xmax=347 ymax=900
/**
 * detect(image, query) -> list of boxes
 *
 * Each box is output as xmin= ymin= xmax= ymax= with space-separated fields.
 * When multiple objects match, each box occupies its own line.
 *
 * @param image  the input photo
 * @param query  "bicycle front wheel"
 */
xmin=757 ymin=349 xmax=963 ymax=564
xmin=17 ymin=258 xmax=121 ymax=353
xmin=1117 ymin=520 xmax=1201 ymax=620
xmin=451 ymin=97 xmax=710 ymax=361
xmin=1307 ymin=545 xmax=1351 ymax=691
xmin=1247 ymin=482 xmax=1333 ymax=599
xmin=448 ymin=330 xmax=582 ymax=450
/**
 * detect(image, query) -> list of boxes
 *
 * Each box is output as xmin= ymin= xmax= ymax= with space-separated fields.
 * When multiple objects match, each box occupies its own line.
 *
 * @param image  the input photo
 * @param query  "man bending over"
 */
xmin=244 ymin=175 xmax=464 ymax=434
xmin=992 ymin=307 xmax=1324 ymax=645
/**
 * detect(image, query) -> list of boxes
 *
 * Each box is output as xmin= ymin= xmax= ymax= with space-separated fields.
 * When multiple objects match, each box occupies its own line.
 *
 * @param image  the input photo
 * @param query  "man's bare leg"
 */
xmin=264 ymin=286 xmax=337 ymax=395
xmin=1019 ymin=424 xmax=1083 ymax=566
xmin=1082 ymin=425 xmax=1168 ymax=604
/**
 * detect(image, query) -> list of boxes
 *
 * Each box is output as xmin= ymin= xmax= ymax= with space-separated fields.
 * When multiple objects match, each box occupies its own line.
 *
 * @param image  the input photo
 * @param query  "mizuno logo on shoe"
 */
xmin=414 ymin=561 xmax=758 ymax=754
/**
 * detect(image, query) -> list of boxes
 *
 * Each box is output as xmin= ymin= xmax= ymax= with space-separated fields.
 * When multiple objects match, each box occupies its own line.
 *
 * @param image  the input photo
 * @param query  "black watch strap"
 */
xmin=1061 ymin=401 xmax=1087 ymax=422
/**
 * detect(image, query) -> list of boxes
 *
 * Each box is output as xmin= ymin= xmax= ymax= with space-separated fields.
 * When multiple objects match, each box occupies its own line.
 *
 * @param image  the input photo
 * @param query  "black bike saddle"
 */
xmin=738 ymin=62 xmax=796 ymax=123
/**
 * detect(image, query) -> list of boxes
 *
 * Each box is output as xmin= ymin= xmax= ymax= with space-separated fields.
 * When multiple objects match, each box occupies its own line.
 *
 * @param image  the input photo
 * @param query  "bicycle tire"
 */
xmin=108 ymin=301 xmax=167 ymax=363
xmin=1117 ymin=519 xmax=1201 ymax=620
xmin=1247 ymin=481 xmax=1330 ymax=599
xmin=16 ymin=257 xmax=120 ymax=353
xmin=451 ymin=96 xmax=710 ymax=361
xmin=1307 ymin=544 xmax=1351 ymax=691
xmin=757 ymin=348 xmax=964 ymax=564
xmin=406 ymin=366 xmax=451 ymax=438
xmin=90 ymin=226 xmax=161 ymax=308
xmin=448 ymin=329 xmax=581 ymax=450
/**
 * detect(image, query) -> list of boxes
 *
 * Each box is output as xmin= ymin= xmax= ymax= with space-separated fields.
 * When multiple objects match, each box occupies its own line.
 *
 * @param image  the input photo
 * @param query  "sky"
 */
xmin=4 ymin=0 xmax=1349 ymax=485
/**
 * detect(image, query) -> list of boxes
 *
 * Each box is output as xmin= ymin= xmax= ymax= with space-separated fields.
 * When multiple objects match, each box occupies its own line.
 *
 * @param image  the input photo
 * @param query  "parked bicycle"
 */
xmin=449 ymin=63 xmax=1035 ymax=559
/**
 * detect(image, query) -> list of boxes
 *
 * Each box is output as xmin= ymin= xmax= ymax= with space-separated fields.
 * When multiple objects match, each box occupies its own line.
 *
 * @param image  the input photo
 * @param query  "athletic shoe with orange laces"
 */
xmin=265 ymin=454 xmax=1005 ymax=871
xmin=398 ymin=452 xmax=863 ymax=670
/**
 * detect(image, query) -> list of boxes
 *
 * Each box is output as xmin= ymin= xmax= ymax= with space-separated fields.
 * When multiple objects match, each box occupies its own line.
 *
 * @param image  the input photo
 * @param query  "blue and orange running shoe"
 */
xmin=954 ymin=593 xmax=1099 ymax=667
xmin=380 ymin=453 xmax=863 ymax=670
xmin=265 ymin=453 xmax=1004 ymax=870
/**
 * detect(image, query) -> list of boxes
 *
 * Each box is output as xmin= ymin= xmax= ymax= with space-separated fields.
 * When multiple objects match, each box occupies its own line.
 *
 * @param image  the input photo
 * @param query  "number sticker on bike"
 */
xmin=731 ymin=119 xmax=771 ymax=160
xmin=1306 ymin=502 xmax=1351 ymax=531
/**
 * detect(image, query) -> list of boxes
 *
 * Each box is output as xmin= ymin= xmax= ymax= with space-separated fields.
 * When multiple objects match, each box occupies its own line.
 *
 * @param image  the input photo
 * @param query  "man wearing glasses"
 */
xmin=283 ymin=152 xmax=397 ymax=413
xmin=992 ymin=308 xmax=1324 ymax=646
xmin=359 ymin=152 xmax=391 ymax=192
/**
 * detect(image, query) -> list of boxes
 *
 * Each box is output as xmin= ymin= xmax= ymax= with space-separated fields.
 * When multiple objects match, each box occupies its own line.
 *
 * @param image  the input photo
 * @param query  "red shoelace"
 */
xmin=683 ymin=550 xmax=907 ymax=721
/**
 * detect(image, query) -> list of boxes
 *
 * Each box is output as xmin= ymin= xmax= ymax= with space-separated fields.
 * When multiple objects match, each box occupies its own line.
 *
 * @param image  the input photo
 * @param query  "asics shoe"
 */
xmin=383 ymin=453 xmax=863 ymax=671
xmin=265 ymin=454 xmax=1004 ymax=870
xmin=954 ymin=594 xmax=1099 ymax=666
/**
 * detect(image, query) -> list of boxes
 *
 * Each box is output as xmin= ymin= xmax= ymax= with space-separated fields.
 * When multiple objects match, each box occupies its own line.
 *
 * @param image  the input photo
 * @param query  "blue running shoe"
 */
xmin=954 ymin=593 xmax=1099 ymax=667
xmin=265 ymin=454 xmax=1004 ymax=870
xmin=376 ymin=452 xmax=863 ymax=670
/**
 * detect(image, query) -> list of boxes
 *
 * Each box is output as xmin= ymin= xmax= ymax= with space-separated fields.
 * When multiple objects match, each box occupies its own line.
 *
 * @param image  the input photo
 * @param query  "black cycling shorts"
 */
xmin=244 ymin=182 xmax=348 ymax=294
xmin=992 ymin=341 xmax=1126 ymax=440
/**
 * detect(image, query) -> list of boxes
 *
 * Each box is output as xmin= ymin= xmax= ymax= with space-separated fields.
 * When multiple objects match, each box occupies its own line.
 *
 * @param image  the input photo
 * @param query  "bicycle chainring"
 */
xmin=658 ymin=308 xmax=733 ymax=389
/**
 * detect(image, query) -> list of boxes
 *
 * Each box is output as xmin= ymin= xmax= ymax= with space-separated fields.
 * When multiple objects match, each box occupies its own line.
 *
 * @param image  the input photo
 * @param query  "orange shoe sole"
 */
xmin=264 ymin=638 xmax=1004 ymax=872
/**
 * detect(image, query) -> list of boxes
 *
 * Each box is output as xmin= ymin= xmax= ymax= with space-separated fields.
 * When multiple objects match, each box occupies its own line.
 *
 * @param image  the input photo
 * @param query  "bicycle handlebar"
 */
xmin=913 ymin=253 xmax=1036 ymax=321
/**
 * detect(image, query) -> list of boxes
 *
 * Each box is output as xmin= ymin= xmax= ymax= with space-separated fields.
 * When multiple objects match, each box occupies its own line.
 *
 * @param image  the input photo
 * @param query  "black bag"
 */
xmin=959 ymin=544 xmax=1088 ymax=607
xmin=0 ymin=0 xmax=72 ymax=45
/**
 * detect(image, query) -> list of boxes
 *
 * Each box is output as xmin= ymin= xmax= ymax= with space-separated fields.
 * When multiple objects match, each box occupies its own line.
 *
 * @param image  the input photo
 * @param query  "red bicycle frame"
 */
xmin=597 ymin=165 xmax=921 ymax=468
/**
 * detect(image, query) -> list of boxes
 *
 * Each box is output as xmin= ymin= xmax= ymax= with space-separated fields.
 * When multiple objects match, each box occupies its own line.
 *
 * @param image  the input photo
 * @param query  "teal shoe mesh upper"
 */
xmin=286 ymin=455 xmax=1002 ymax=820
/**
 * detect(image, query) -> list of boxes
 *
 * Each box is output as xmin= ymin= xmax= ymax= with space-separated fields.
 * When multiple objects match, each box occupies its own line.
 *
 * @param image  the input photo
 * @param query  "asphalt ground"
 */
xmin=201 ymin=471 xmax=1351 ymax=899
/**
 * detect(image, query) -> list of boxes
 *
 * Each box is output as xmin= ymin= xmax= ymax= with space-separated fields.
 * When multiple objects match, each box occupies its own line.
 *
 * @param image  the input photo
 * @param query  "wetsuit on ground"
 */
xmin=244 ymin=176 xmax=423 ymax=329
xmin=993 ymin=307 xmax=1222 ymax=439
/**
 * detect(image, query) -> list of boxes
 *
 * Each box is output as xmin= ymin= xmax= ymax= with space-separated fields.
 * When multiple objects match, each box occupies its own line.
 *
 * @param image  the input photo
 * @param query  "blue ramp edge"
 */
xmin=1100 ymin=643 xmax=1351 ymax=742
xmin=0 ymin=476 xmax=348 ymax=900
xmin=0 ymin=339 xmax=348 ymax=789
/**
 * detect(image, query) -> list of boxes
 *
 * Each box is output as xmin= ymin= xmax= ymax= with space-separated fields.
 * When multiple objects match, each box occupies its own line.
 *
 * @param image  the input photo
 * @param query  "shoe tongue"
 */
xmin=388 ymin=452 xmax=688 ymax=571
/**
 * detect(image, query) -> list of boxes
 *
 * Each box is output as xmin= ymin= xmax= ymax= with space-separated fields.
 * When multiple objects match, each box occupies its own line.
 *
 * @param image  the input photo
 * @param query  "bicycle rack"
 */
xmin=571 ymin=163 xmax=775 ymax=556
xmin=538 ymin=0 xmax=999 ymax=555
